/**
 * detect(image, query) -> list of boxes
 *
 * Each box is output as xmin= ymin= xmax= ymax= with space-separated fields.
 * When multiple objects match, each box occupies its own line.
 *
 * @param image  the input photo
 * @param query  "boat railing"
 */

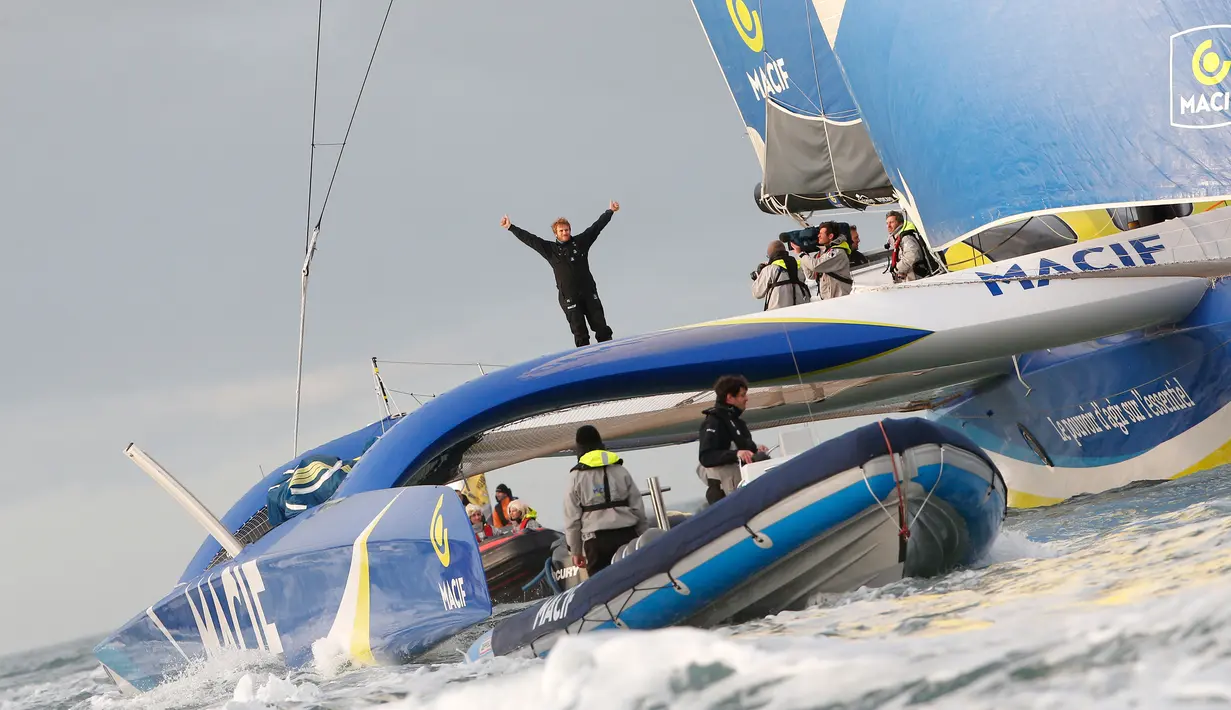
xmin=642 ymin=476 xmax=672 ymax=531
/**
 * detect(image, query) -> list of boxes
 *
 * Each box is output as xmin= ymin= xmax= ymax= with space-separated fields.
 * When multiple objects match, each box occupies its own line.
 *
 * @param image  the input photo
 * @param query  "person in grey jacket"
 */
xmin=793 ymin=230 xmax=853 ymax=299
xmin=563 ymin=425 xmax=649 ymax=576
xmin=752 ymin=240 xmax=811 ymax=310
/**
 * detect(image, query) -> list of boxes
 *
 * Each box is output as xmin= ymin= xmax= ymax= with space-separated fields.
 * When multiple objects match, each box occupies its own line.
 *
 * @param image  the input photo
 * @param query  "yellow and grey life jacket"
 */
xmin=571 ymin=449 xmax=630 ymax=513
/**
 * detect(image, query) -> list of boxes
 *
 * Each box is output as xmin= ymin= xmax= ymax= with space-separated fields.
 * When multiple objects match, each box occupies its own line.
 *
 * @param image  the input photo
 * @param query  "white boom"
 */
xmin=124 ymin=443 xmax=243 ymax=558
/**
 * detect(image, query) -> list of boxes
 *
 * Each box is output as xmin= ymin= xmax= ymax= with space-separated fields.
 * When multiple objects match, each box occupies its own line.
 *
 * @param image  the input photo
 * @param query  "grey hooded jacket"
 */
xmin=562 ymin=450 xmax=649 ymax=555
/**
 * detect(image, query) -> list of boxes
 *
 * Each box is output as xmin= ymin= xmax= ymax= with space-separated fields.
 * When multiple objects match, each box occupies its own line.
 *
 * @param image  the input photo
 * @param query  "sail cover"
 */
xmin=690 ymin=0 xmax=895 ymax=212
xmin=821 ymin=0 xmax=1231 ymax=248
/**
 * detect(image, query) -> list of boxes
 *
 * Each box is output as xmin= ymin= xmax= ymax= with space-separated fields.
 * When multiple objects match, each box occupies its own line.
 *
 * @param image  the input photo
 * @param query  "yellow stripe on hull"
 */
xmin=991 ymin=401 xmax=1231 ymax=509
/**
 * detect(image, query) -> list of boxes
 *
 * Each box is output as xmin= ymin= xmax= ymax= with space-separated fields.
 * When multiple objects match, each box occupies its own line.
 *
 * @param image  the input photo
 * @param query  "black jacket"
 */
xmin=698 ymin=404 xmax=758 ymax=468
xmin=508 ymin=210 xmax=613 ymax=298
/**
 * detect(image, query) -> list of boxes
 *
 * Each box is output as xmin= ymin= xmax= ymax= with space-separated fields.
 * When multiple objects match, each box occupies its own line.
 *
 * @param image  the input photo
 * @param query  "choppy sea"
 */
xmin=8 ymin=465 xmax=1231 ymax=710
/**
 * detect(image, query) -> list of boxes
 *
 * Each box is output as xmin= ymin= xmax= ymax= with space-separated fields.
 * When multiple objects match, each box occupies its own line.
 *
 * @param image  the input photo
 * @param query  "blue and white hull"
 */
xmin=464 ymin=418 xmax=1006 ymax=662
xmin=95 ymin=486 xmax=491 ymax=693
xmin=935 ymin=276 xmax=1231 ymax=507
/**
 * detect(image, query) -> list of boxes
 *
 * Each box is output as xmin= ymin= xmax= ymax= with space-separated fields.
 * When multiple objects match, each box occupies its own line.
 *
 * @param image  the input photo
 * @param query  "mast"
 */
xmin=291 ymin=0 xmax=398 ymax=458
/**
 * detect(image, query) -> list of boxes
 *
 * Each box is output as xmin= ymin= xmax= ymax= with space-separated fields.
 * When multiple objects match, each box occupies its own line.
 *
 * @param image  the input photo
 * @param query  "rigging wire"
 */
xmin=293 ymin=0 xmax=326 ymax=458
xmin=304 ymin=0 xmax=323 ymax=254
xmin=376 ymin=359 xmax=509 ymax=370
xmin=314 ymin=0 xmax=397 ymax=232
xmin=293 ymin=0 xmax=397 ymax=458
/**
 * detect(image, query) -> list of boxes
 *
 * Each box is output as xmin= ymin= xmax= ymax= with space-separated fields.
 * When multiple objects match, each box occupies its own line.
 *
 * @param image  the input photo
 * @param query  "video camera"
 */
xmin=779 ymin=221 xmax=853 ymax=253
xmin=779 ymin=226 xmax=820 ymax=253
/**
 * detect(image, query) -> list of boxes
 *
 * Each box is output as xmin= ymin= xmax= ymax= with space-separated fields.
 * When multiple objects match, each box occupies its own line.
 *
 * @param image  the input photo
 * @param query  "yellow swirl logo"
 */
xmin=430 ymin=494 xmax=450 ymax=567
xmin=1193 ymin=39 xmax=1231 ymax=86
xmin=727 ymin=0 xmax=763 ymax=53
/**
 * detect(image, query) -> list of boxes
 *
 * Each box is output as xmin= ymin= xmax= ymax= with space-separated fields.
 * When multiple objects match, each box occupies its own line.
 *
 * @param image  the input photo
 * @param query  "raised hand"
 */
xmin=609 ymin=200 xmax=620 ymax=213
xmin=500 ymin=215 xmax=511 ymax=229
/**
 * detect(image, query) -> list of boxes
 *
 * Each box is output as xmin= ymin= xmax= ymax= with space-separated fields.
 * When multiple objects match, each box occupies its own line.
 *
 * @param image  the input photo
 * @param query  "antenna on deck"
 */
xmin=124 ymin=443 xmax=243 ymax=558
xmin=371 ymin=357 xmax=401 ymax=418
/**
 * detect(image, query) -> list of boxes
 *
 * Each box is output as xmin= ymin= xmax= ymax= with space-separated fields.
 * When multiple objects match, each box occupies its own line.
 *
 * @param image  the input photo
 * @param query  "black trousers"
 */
xmin=581 ymin=526 xmax=639 ymax=576
xmin=560 ymin=291 xmax=613 ymax=347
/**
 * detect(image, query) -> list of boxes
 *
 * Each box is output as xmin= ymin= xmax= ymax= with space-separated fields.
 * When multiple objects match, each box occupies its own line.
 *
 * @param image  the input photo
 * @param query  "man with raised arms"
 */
xmin=500 ymin=201 xmax=621 ymax=347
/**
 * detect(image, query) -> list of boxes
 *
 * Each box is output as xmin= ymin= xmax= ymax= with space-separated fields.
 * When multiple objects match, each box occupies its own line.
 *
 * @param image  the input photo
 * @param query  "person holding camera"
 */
xmin=751 ymin=240 xmax=811 ymax=310
xmin=697 ymin=375 xmax=768 ymax=504
xmin=792 ymin=226 xmax=853 ymax=299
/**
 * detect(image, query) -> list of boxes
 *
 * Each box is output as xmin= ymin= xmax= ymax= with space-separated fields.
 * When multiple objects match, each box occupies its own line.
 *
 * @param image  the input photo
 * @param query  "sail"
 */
xmin=689 ymin=0 xmax=895 ymax=213
xmin=820 ymin=1 xmax=1231 ymax=248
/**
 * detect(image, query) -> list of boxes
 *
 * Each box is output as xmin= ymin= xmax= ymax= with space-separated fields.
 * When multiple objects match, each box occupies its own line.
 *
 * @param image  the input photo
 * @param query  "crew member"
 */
xmin=492 ymin=483 xmax=517 ymax=531
xmin=563 ymin=424 xmax=648 ymax=576
xmin=508 ymin=500 xmax=543 ymax=531
xmin=848 ymin=225 xmax=870 ymax=267
xmin=886 ymin=210 xmax=941 ymax=282
xmin=794 ymin=228 xmax=853 ymax=299
xmin=752 ymin=240 xmax=811 ymax=310
xmin=697 ymin=375 xmax=767 ymax=504
xmin=501 ymin=201 xmax=621 ymax=347
xmin=467 ymin=504 xmax=494 ymax=542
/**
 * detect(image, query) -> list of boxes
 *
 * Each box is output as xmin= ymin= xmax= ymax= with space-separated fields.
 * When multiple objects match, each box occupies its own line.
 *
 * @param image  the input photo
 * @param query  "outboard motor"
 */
xmin=546 ymin=536 xmax=585 ymax=592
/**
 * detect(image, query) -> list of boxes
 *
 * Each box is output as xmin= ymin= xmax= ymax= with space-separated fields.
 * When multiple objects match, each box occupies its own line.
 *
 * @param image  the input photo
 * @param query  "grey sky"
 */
xmin=0 ymin=1 xmax=890 ymax=654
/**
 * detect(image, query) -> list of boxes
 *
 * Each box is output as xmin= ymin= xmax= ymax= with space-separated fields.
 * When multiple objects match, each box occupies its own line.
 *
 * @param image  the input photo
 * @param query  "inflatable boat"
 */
xmin=480 ymin=527 xmax=565 ymax=604
xmin=465 ymin=418 xmax=1006 ymax=661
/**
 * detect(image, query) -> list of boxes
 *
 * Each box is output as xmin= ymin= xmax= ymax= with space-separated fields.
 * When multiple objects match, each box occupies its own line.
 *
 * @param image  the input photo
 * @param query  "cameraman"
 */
xmin=794 ymin=227 xmax=853 ymax=299
xmin=752 ymin=240 xmax=811 ymax=310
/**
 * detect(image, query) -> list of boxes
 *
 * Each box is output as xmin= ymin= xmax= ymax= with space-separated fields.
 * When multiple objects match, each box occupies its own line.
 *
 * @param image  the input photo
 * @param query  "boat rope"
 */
xmin=313 ymin=0 xmax=397 ymax=233
xmin=780 ymin=323 xmax=820 ymax=449
xmin=303 ymin=0 xmax=323 ymax=254
xmin=876 ymin=418 xmax=915 ymax=538
xmin=292 ymin=0 xmax=398 ymax=458
xmin=1011 ymin=354 xmax=1033 ymax=397
xmin=860 ymin=464 xmax=903 ymax=530
xmin=386 ymin=388 xmax=437 ymax=406
xmin=376 ymin=359 xmax=508 ymax=372
xmin=908 ymin=445 xmax=945 ymax=530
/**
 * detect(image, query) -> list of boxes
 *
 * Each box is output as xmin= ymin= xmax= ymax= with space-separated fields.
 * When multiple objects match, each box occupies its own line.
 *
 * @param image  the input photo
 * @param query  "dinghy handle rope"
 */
xmin=908 ymin=445 xmax=945 ymax=530
xmin=877 ymin=421 xmax=911 ymax=562
xmin=743 ymin=524 xmax=772 ymax=548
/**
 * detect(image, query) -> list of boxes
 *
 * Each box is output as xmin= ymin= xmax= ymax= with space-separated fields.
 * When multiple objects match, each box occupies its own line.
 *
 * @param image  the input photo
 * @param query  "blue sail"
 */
xmin=823 ymin=0 xmax=1231 ymax=248
xmin=689 ymin=0 xmax=894 ymax=212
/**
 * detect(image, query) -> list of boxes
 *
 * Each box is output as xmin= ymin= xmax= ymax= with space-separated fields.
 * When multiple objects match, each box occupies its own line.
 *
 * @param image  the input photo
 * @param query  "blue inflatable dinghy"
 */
xmin=465 ymin=417 xmax=1006 ymax=661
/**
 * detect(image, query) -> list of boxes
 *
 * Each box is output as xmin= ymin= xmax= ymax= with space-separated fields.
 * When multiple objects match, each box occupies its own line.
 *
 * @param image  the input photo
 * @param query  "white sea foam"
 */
xmin=8 ymin=467 xmax=1231 ymax=709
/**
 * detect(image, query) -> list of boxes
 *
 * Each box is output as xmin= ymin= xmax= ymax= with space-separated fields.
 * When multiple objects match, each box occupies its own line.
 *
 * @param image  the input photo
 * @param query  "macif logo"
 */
xmin=1171 ymin=25 xmax=1231 ymax=129
xmin=430 ymin=493 xmax=451 ymax=567
xmin=724 ymin=0 xmax=790 ymax=102
xmin=727 ymin=0 xmax=763 ymax=52
xmin=975 ymin=235 xmax=1164 ymax=296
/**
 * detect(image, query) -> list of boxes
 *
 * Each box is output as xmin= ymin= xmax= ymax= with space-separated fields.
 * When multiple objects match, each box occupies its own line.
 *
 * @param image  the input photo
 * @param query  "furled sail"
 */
xmin=819 ymin=0 xmax=1231 ymax=249
xmin=689 ymin=0 xmax=895 ymax=213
